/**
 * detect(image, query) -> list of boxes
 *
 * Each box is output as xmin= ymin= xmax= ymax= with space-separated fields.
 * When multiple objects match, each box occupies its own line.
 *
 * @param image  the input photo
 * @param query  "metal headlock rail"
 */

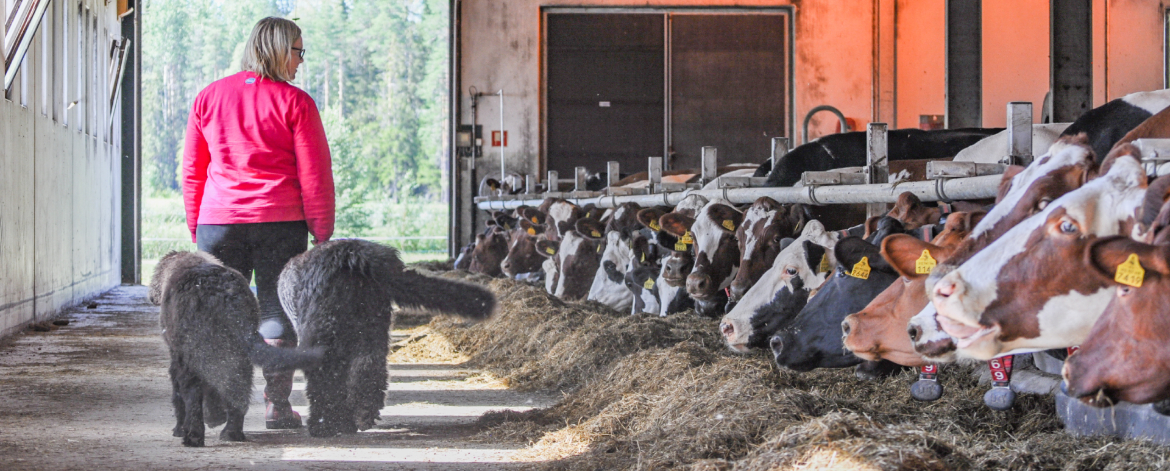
xmin=475 ymin=103 xmax=1040 ymax=212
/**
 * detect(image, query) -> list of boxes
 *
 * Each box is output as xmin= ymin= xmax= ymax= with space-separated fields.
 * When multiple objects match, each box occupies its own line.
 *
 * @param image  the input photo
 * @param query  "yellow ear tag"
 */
xmin=643 ymin=278 xmax=656 ymax=290
xmin=915 ymin=250 xmax=937 ymax=275
xmin=545 ymin=247 xmax=556 ymax=255
xmin=649 ymin=220 xmax=661 ymax=231
xmin=722 ymin=219 xmax=736 ymax=231
xmin=597 ymin=244 xmax=602 ymax=253
xmin=818 ymin=253 xmax=831 ymax=273
xmin=849 ymin=257 xmax=871 ymax=280
xmin=531 ymin=216 xmax=539 ymax=224
xmin=527 ymin=227 xmax=537 ymax=236
xmin=1115 ymin=253 xmax=1145 ymax=288
xmin=592 ymin=230 xmax=601 ymax=238
xmin=674 ymin=242 xmax=688 ymax=252
xmin=680 ymin=231 xmax=694 ymax=244
xmin=641 ymin=252 xmax=646 ymax=263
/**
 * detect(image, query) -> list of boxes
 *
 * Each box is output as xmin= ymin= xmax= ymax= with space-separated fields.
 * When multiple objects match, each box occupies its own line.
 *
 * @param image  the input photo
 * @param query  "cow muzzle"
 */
xmin=686 ymin=273 xmax=714 ymax=298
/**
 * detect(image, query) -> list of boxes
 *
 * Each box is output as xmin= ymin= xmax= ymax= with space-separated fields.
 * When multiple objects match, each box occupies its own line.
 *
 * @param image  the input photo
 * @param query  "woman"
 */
xmin=182 ymin=17 xmax=334 ymax=430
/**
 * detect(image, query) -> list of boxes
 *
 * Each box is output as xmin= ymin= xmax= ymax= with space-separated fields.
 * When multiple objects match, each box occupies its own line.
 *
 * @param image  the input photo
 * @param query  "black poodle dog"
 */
xmin=149 ymin=251 xmax=321 ymax=447
xmin=278 ymin=239 xmax=496 ymax=437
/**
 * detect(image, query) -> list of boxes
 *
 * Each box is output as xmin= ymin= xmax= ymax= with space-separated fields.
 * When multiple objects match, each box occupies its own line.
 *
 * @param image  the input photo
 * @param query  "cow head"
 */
xmin=587 ymin=230 xmax=635 ymax=310
xmin=925 ymin=136 xmax=1099 ymax=296
xmin=886 ymin=192 xmax=942 ymax=231
xmin=469 ymin=226 xmax=510 ymax=277
xmin=535 ymin=238 xmax=561 ymax=294
xmin=770 ymin=234 xmax=901 ymax=372
xmin=545 ymin=199 xmax=584 ymax=242
xmin=931 ymin=148 xmax=1146 ymax=360
xmin=719 ymin=220 xmax=838 ymax=352
xmin=501 ymin=218 xmax=548 ymax=278
xmin=551 ymin=218 xmax=605 ymax=300
xmin=729 ymin=198 xmax=809 ymax=301
xmin=685 ymin=200 xmax=743 ymax=305
xmin=1062 ymin=234 xmax=1170 ymax=407
xmin=842 ymin=211 xmax=982 ymax=367
xmin=658 ymin=211 xmax=697 ymax=286
xmin=624 ymin=261 xmax=663 ymax=315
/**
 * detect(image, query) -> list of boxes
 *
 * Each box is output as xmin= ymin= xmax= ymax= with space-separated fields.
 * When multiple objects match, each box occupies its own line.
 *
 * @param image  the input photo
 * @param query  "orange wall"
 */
xmin=982 ymin=0 xmax=1050 ymax=126
xmin=895 ymin=0 xmax=945 ymax=129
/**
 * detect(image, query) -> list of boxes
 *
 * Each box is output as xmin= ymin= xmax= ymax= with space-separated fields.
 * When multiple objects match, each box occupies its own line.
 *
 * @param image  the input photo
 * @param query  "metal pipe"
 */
xmin=475 ymin=174 xmax=1001 ymax=211
xmin=801 ymin=105 xmax=851 ymax=145
xmin=499 ymin=89 xmax=505 ymax=181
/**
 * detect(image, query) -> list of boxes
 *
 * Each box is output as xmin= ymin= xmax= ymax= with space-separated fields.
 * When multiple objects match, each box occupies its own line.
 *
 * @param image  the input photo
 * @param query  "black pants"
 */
xmin=195 ymin=221 xmax=308 ymax=342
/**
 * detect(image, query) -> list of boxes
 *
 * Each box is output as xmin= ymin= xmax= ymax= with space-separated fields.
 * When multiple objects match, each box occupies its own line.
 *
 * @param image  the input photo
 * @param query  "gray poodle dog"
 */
xmin=149 ymin=251 xmax=321 ymax=447
xmin=278 ymin=239 xmax=496 ymax=437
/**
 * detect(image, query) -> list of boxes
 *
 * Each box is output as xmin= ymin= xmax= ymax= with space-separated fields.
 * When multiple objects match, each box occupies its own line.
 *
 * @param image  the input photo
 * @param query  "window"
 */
xmin=3 ymin=0 xmax=51 ymax=92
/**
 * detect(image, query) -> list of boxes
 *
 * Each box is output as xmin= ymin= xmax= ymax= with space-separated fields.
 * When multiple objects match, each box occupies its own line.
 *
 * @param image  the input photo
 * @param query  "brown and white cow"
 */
xmin=931 ymin=146 xmax=1147 ymax=360
xmin=544 ymin=198 xmax=584 ymax=242
xmin=468 ymin=225 xmax=510 ymax=278
xmin=549 ymin=218 xmax=606 ymax=300
xmin=501 ymin=216 xmax=549 ymax=278
xmin=1061 ymin=175 xmax=1170 ymax=408
xmin=663 ymin=199 xmax=741 ymax=317
xmin=909 ymin=136 xmax=1100 ymax=361
xmin=586 ymin=203 xmax=644 ymax=311
xmin=728 ymin=198 xmax=809 ymax=301
xmin=842 ymin=211 xmax=983 ymax=367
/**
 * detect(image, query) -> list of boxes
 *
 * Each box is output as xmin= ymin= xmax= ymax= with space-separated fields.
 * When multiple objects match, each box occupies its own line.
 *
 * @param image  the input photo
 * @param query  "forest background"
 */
xmin=141 ymin=0 xmax=450 ymax=277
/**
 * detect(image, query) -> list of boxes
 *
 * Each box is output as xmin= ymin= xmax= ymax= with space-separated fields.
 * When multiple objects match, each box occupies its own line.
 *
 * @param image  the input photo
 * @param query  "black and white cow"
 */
xmin=766 ymin=128 xmax=1002 ymax=187
xmin=719 ymin=220 xmax=840 ymax=352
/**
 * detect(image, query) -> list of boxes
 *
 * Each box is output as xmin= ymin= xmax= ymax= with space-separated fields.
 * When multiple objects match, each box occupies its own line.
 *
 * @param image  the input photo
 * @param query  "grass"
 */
xmin=141 ymin=193 xmax=449 ymax=286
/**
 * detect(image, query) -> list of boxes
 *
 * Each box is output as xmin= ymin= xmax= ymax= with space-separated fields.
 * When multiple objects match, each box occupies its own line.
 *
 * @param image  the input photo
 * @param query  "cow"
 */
xmin=641 ymin=196 xmax=709 ymax=317
xmin=544 ymin=198 xmax=584 ymax=242
xmin=728 ymin=198 xmax=809 ymax=301
xmin=930 ymin=145 xmax=1147 ymax=361
xmin=718 ymin=220 xmax=839 ymax=352
xmin=842 ymin=211 xmax=983 ymax=367
xmin=672 ymin=199 xmax=743 ymax=317
xmin=768 ymin=218 xmax=909 ymax=372
xmin=546 ymin=218 xmax=606 ymax=300
xmin=910 ymin=136 xmax=1101 ymax=361
xmin=766 ymin=128 xmax=1002 ymax=187
xmin=501 ymin=215 xmax=550 ymax=279
xmin=468 ymin=225 xmax=510 ymax=278
xmin=952 ymin=123 xmax=1070 ymax=162
xmin=535 ymin=238 xmax=561 ymax=294
xmin=586 ymin=203 xmax=645 ymax=310
xmin=1056 ymin=88 xmax=1170 ymax=161
xmin=1061 ymin=176 xmax=1170 ymax=409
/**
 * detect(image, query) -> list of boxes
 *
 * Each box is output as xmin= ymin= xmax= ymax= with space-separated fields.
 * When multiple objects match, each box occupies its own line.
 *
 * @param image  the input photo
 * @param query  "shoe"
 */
xmin=263 ymin=339 xmax=303 ymax=430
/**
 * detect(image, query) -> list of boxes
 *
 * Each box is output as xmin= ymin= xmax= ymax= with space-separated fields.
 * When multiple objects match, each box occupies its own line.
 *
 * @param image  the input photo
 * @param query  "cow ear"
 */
xmin=861 ymin=216 xmax=882 ymax=240
xmin=881 ymin=234 xmax=949 ymax=279
xmin=888 ymin=192 xmax=923 ymax=220
xmin=493 ymin=211 xmax=518 ymax=231
xmin=659 ymin=213 xmax=696 ymax=238
xmin=520 ymin=207 xmax=548 ymax=226
xmin=518 ymin=218 xmax=546 ymax=236
xmin=834 ymin=236 xmax=894 ymax=274
xmin=535 ymin=239 xmax=560 ymax=258
xmin=802 ymin=240 xmax=827 ymax=274
xmin=637 ymin=207 xmax=667 ymax=231
xmin=705 ymin=203 xmax=744 ymax=233
xmin=1086 ymin=236 xmax=1170 ymax=284
xmin=575 ymin=218 xmax=607 ymax=240
xmin=996 ymin=165 xmax=1027 ymax=203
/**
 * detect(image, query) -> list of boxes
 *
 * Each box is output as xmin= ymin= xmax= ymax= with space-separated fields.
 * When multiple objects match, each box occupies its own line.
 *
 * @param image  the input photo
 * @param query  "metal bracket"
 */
xmin=926 ymin=161 xmax=1007 ymax=179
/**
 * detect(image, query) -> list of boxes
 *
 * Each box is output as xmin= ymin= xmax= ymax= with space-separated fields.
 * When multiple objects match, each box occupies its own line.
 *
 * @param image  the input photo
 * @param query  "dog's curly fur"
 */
xmin=278 ymin=239 xmax=497 ymax=437
xmin=150 ymin=251 xmax=321 ymax=447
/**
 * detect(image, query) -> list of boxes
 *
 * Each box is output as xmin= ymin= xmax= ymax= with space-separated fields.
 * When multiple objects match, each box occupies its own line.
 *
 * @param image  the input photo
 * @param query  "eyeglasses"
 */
xmin=292 ymin=47 xmax=306 ymax=59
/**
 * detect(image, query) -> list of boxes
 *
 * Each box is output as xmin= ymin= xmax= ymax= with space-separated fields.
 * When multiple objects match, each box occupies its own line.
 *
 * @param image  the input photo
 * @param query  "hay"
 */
xmin=418 ymin=274 xmax=1170 ymax=470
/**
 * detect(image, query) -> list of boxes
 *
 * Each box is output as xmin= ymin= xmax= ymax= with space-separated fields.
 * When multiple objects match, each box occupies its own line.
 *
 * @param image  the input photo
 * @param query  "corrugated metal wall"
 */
xmin=0 ymin=0 xmax=123 ymax=337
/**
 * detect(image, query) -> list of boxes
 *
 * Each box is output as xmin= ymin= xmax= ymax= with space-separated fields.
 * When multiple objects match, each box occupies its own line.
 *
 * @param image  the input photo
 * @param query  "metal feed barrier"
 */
xmin=475 ymin=102 xmax=1040 ymax=212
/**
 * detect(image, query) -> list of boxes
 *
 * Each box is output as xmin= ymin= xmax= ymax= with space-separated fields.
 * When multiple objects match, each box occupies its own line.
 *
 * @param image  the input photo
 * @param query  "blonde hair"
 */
xmin=240 ymin=17 xmax=301 ymax=82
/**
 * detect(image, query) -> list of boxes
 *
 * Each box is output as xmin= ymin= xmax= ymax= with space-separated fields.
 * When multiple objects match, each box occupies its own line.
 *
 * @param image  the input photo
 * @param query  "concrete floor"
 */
xmin=0 ymin=285 xmax=555 ymax=470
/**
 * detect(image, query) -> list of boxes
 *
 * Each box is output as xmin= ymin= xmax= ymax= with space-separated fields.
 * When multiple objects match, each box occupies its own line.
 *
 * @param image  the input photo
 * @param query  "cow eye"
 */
xmin=1118 ymin=286 xmax=1132 ymax=296
xmin=1059 ymin=220 xmax=1077 ymax=234
xmin=1037 ymin=198 xmax=1051 ymax=210
xmin=785 ymin=267 xmax=797 ymax=276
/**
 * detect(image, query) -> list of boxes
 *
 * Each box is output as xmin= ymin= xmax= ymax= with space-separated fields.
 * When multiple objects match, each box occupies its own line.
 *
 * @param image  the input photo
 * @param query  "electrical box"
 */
xmin=456 ymin=125 xmax=482 ymax=158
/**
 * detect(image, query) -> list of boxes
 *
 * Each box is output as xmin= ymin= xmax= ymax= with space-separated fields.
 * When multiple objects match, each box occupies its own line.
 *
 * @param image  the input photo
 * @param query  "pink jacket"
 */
xmin=182 ymin=71 xmax=335 ymax=243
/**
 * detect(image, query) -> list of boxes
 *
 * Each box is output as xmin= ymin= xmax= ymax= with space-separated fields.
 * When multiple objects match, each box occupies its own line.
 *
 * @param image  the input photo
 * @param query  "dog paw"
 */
xmin=219 ymin=429 xmax=247 ymax=442
xmin=172 ymin=427 xmax=185 ymax=438
xmin=182 ymin=435 xmax=205 ymax=447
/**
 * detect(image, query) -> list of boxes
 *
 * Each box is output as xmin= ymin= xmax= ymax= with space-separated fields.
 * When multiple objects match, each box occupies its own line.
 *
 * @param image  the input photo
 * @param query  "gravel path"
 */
xmin=0 ymin=285 xmax=556 ymax=470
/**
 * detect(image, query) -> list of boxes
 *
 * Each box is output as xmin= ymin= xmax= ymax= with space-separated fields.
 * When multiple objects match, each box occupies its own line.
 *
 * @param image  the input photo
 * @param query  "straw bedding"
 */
xmin=397 ymin=266 xmax=1170 ymax=470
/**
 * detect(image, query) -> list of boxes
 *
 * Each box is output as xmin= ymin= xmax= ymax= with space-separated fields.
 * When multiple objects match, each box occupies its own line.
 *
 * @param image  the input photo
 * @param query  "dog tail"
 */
xmin=246 ymin=333 xmax=324 ymax=370
xmin=388 ymin=270 xmax=496 ymax=320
